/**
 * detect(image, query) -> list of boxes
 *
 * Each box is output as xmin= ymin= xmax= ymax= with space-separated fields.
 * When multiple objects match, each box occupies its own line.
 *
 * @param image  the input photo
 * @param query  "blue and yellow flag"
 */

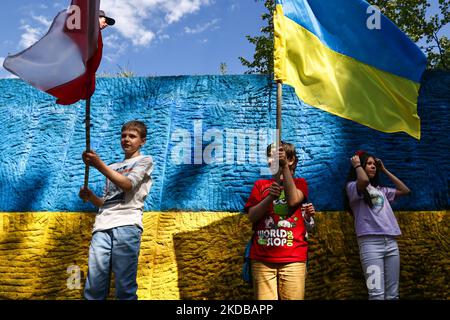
xmin=274 ymin=0 xmax=427 ymax=139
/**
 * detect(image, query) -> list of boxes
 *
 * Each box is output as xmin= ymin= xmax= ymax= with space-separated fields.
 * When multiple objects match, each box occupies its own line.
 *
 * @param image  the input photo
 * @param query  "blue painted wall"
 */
xmin=0 ymin=72 xmax=448 ymax=212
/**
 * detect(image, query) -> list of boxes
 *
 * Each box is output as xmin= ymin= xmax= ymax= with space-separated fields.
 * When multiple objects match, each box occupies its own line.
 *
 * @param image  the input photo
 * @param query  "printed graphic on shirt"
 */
xmin=368 ymin=187 xmax=384 ymax=214
xmin=102 ymin=165 xmax=135 ymax=207
xmin=264 ymin=216 xmax=276 ymax=229
xmin=256 ymin=214 xmax=299 ymax=247
xmin=273 ymin=190 xmax=288 ymax=217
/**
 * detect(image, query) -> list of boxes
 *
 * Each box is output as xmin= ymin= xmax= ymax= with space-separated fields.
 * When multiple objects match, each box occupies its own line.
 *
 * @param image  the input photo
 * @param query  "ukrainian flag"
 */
xmin=274 ymin=0 xmax=427 ymax=139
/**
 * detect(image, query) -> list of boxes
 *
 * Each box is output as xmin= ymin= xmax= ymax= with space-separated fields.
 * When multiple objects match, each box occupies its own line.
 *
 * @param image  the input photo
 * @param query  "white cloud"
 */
xmin=158 ymin=34 xmax=170 ymax=41
xmin=18 ymin=14 xmax=53 ymax=49
xmin=0 ymin=58 xmax=19 ymax=79
xmin=15 ymin=0 xmax=212 ymax=62
xmin=103 ymin=34 xmax=129 ymax=62
xmin=184 ymin=18 xmax=220 ymax=34
xmin=19 ymin=24 xmax=44 ymax=49
xmin=164 ymin=0 xmax=211 ymax=24
xmin=101 ymin=0 xmax=211 ymax=46
xmin=32 ymin=15 xmax=52 ymax=28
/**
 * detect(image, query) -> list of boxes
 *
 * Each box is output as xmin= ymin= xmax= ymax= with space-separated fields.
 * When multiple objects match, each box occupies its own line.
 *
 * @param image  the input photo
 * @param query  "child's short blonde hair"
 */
xmin=122 ymin=121 xmax=147 ymax=139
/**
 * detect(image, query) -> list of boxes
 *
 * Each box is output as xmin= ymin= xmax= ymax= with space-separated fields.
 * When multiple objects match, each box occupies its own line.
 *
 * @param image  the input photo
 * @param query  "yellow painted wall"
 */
xmin=0 ymin=211 xmax=448 ymax=300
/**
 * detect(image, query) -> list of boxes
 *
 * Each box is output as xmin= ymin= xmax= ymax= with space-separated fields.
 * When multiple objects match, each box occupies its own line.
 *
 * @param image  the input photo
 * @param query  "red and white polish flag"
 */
xmin=3 ymin=0 xmax=102 ymax=105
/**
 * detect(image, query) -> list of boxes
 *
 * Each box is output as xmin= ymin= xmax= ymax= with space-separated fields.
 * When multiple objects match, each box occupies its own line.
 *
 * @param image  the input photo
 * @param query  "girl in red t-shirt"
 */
xmin=245 ymin=142 xmax=315 ymax=300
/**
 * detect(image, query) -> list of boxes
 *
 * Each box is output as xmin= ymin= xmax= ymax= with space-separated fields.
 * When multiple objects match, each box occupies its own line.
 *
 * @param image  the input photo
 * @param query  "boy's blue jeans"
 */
xmin=84 ymin=225 xmax=142 ymax=300
xmin=357 ymin=235 xmax=400 ymax=300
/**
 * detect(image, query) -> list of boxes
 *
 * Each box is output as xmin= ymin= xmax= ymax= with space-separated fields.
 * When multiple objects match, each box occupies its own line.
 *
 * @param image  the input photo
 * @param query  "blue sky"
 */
xmin=0 ymin=0 xmax=448 ymax=78
xmin=0 ymin=0 xmax=266 ymax=78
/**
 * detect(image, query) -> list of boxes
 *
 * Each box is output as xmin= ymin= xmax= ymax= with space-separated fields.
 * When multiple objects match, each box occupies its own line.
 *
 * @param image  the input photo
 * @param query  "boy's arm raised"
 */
xmin=351 ymin=155 xmax=370 ymax=193
xmin=83 ymin=151 xmax=133 ymax=192
xmin=279 ymin=148 xmax=305 ymax=207
xmin=281 ymin=165 xmax=305 ymax=207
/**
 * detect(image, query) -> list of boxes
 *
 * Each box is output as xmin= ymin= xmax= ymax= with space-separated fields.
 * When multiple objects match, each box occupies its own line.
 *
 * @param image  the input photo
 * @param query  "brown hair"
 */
xmin=266 ymin=141 xmax=299 ymax=172
xmin=122 ymin=120 xmax=147 ymax=139
xmin=344 ymin=151 xmax=381 ymax=215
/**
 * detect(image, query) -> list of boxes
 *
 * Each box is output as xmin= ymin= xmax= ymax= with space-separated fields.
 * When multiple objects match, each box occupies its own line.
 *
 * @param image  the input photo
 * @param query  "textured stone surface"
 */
xmin=0 ymin=73 xmax=448 ymax=300
xmin=305 ymin=211 xmax=449 ymax=300
xmin=0 ymin=211 xmax=448 ymax=300
xmin=0 ymin=73 xmax=448 ymax=212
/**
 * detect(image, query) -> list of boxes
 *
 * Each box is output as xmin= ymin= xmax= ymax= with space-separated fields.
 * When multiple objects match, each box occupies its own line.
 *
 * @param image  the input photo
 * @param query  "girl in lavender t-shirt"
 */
xmin=344 ymin=150 xmax=411 ymax=300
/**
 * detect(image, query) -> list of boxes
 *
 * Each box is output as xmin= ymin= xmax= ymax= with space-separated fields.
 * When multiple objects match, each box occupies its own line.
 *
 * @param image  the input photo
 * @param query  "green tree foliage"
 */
xmin=239 ymin=0 xmax=275 ymax=75
xmin=240 ymin=0 xmax=449 ymax=73
xmin=371 ymin=0 xmax=449 ymax=70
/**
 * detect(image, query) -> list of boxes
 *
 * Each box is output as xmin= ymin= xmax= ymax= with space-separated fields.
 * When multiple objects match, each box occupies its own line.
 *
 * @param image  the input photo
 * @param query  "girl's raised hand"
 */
xmin=375 ymin=158 xmax=386 ymax=172
xmin=351 ymin=155 xmax=361 ymax=168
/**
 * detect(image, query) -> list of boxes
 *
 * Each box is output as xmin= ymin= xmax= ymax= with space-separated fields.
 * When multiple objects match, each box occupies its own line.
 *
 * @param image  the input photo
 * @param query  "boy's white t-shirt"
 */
xmin=93 ymin=155 xmax=153 ymax=233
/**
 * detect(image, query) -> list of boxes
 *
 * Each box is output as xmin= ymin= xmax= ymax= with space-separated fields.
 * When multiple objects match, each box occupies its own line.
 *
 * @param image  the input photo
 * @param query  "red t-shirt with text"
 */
xmin=244 ymin=178 xmax=309 ymax=263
